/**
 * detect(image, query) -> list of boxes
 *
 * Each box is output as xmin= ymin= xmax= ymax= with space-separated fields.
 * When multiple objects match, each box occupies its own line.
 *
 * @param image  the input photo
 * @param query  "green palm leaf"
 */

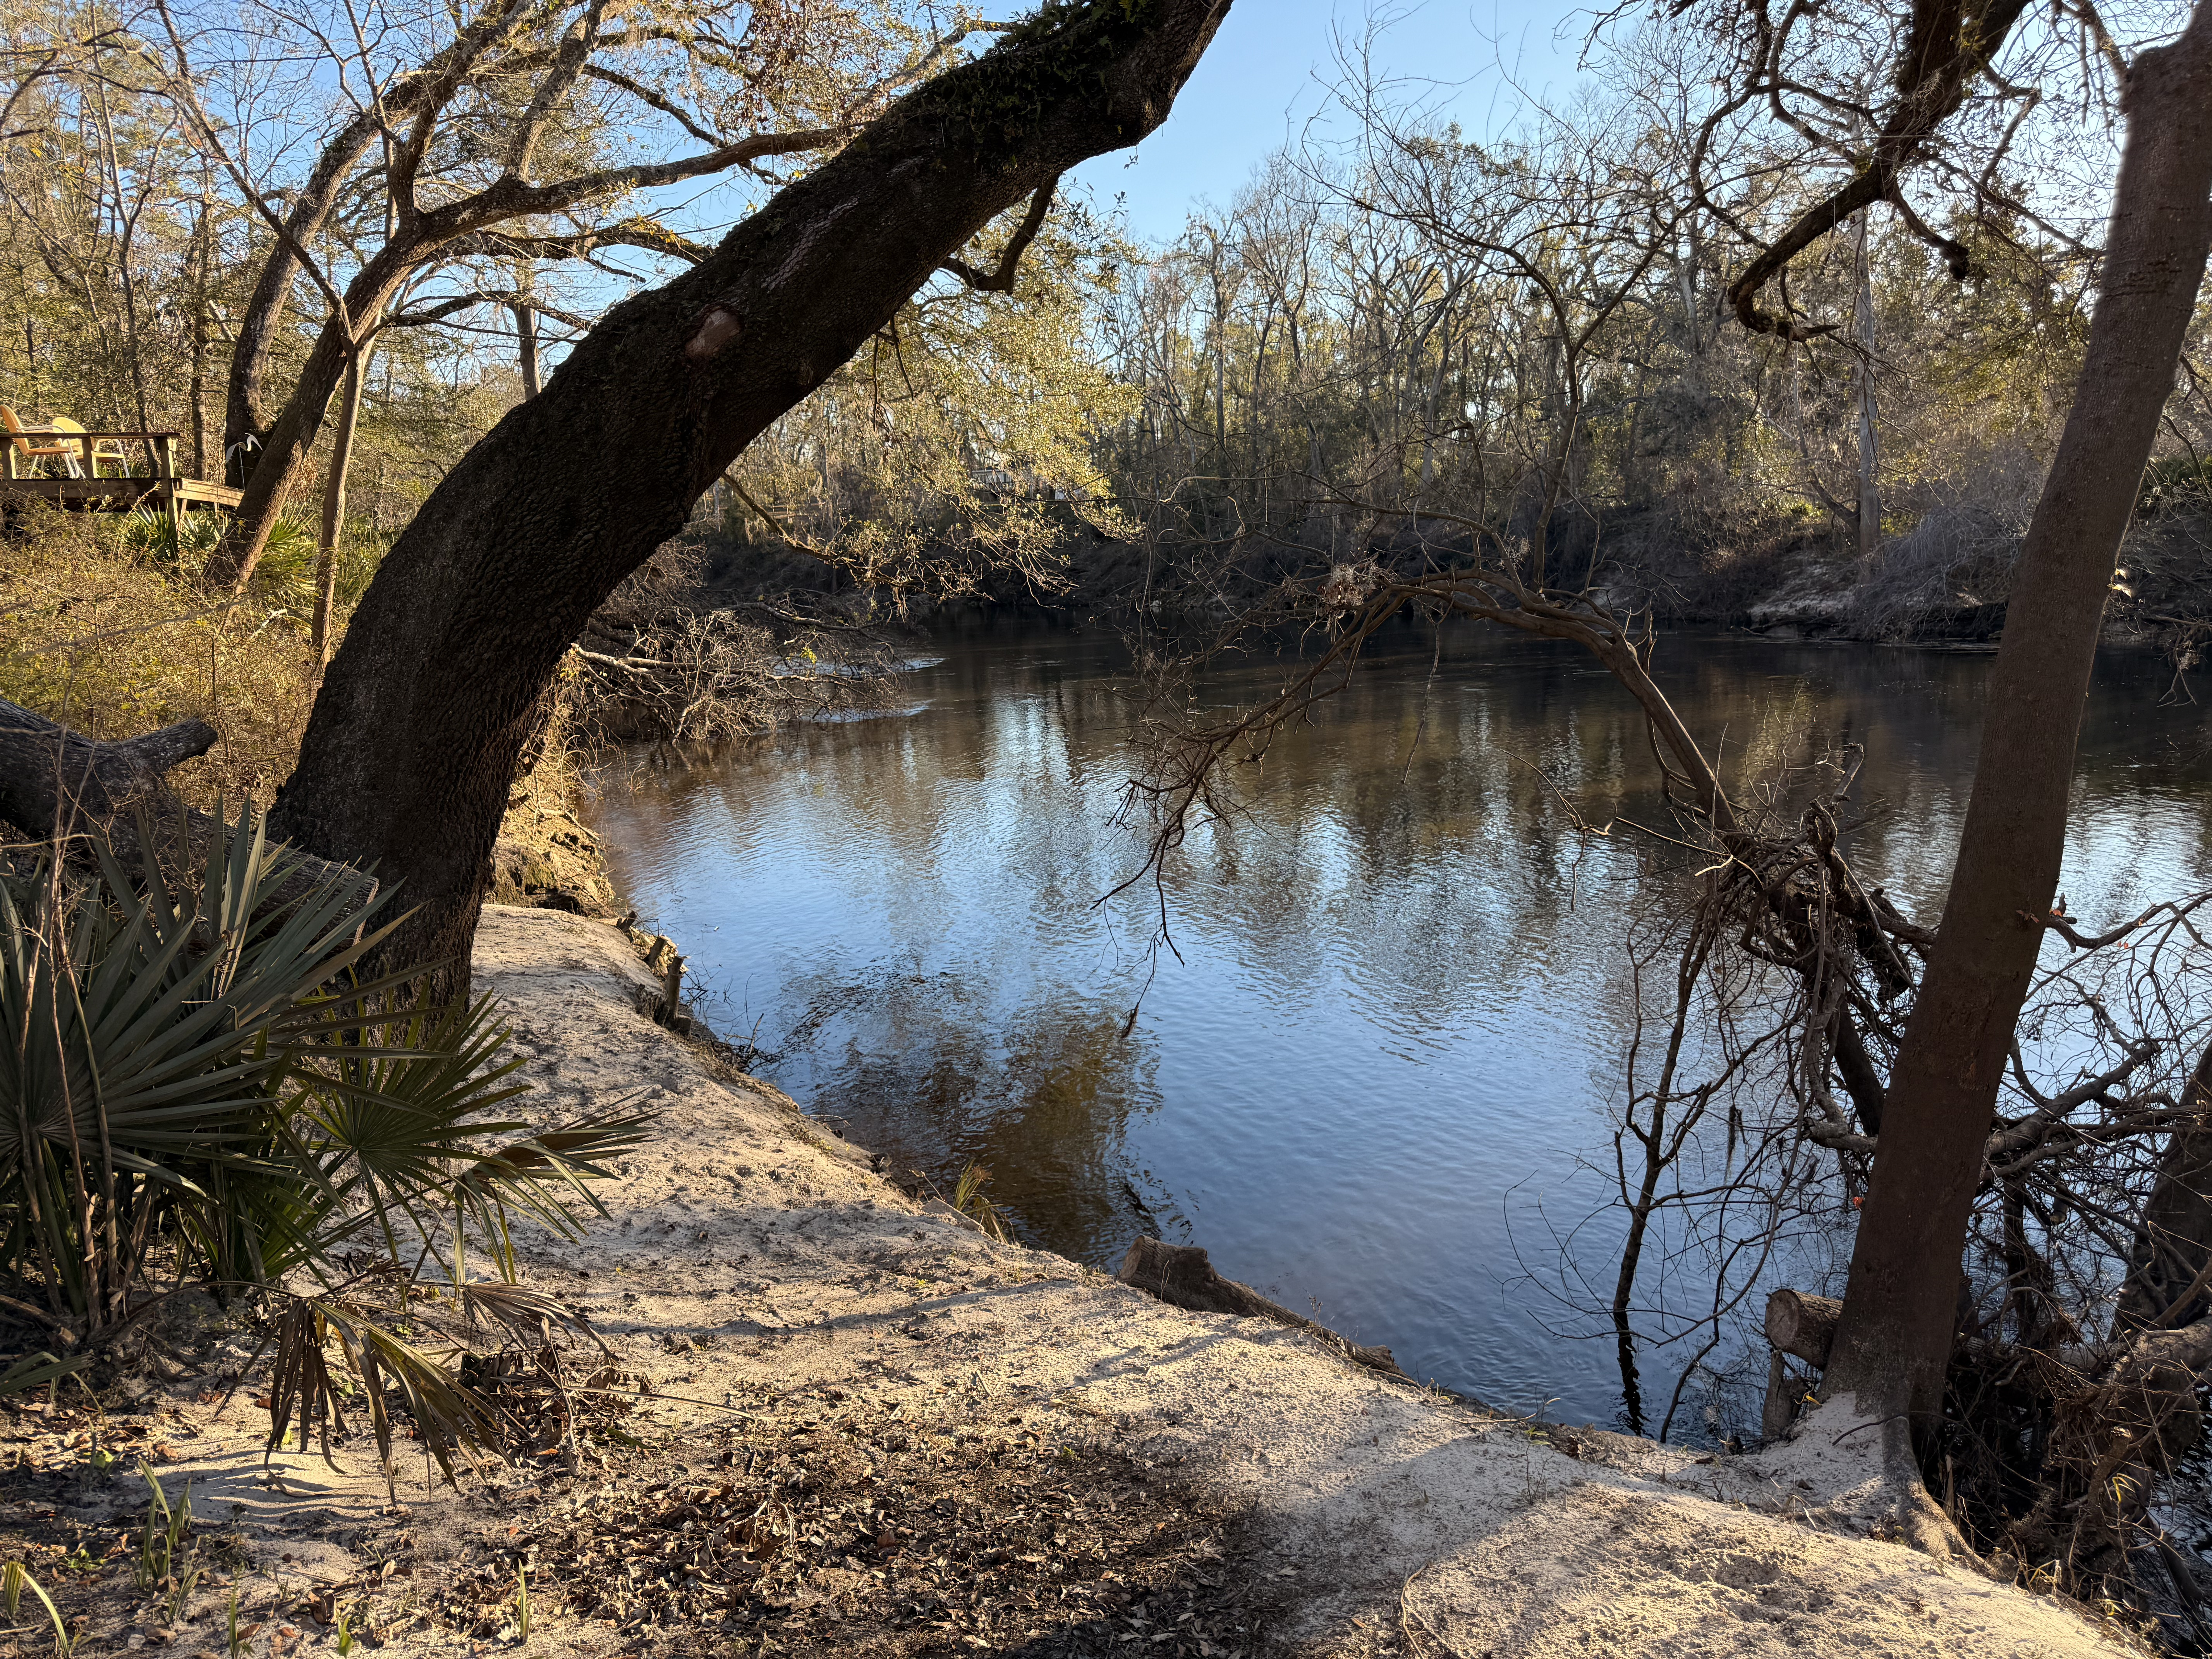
xmin=2 ymin=807 xmax=656 ymax=1478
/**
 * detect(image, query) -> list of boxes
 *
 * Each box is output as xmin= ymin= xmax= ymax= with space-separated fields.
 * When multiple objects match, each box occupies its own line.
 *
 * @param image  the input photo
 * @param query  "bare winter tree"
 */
xmin=1097 ymin=0 xmax=2212 ymax=1590
xmin=150 ymin=0 xmax=979 ymax=587
xmin=1757 ymin=0 xmax=2212 ymax=1492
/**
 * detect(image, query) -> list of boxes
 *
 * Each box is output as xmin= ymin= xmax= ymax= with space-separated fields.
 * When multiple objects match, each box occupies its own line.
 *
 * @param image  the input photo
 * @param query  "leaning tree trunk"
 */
xmin=269 ymin=0 xmax=1233 ymax=1005
xmin=1820 ymin=0 xmax=2212 ymax=1429
xmin=223 ymin=106 xmax=392 ymax=488
xmin=210 ymin=246 xmax=414 ymax=589
xmin=313 ymin=351 xmax=368 ymax=665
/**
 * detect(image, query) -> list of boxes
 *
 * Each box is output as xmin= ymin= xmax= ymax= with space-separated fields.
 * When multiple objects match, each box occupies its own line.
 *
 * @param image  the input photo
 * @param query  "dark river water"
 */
xmin=582 ymin=622 xmax=2212 ymax=1432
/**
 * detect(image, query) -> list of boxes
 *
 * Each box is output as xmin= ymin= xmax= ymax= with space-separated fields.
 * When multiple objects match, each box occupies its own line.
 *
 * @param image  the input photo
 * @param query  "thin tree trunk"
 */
xmin=514 ymin=302 xmax=541 ymax=400
xmin=222 ymin=101 xmax=419 ymax=484
xmin=1853 ymin=206 xmax=1881 ymax=563
xmin=1821 ymin=1 xmax=2212 ymax=1427
xmin=314 ymin=351 xmax=366 ymax=665
xmin=189 ymin=188 xmax=212 ymax=481
xmin=269 ymin=0 xmax=1232 ymax=1006
xmin=210 ymin=241 xmax=416 ymax=588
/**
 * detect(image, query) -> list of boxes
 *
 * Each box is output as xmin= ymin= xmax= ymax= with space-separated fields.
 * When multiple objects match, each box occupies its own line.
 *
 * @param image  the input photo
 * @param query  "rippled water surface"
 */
xmin=583 ymin=624 xmax=2212 ymax=1427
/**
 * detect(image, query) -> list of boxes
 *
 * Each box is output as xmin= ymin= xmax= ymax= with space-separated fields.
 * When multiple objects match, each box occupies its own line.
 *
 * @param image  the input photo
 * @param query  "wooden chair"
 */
xmin=45 ymin=417 xmax=128 ymax=477
xmin=1 ymin=405 xmax=83 ymax=478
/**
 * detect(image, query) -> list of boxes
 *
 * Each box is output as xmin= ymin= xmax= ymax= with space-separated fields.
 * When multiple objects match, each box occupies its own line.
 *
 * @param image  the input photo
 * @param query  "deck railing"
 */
xmin=3 ymin=429 xmax=181 ymax=481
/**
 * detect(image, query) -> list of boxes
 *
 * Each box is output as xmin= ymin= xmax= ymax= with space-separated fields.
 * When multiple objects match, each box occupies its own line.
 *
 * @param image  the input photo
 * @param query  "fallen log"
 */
xmin=0 ymin=695 xmax=218 ymax=837
xmin=1765 ymin=1288 xmax=1843 ymax=1368
xmin=0 ymin=696 xmax=376 ymax=917
xmin=1118 ymin=1237 xmax=1409 ymax=1380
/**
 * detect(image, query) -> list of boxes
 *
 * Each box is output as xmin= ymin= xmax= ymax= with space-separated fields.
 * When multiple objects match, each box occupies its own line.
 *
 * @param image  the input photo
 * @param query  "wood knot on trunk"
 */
xmin=684 ymin=307 xmax=742 ymax=361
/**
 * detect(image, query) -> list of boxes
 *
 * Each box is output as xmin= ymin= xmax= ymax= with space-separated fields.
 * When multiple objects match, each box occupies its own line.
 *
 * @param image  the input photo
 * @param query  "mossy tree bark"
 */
xmin=268 ymin=0 xmax=1232 ymax=1004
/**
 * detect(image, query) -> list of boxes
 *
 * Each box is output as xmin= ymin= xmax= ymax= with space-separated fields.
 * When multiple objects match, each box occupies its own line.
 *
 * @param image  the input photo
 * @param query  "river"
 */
xmin=582 ymin=622 xmax=2212 ymax=1434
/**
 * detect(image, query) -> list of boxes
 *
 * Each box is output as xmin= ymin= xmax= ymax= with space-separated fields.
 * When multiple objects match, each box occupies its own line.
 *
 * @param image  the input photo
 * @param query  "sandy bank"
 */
xmin=3 ymin=907 xmax=2140 ymax=1658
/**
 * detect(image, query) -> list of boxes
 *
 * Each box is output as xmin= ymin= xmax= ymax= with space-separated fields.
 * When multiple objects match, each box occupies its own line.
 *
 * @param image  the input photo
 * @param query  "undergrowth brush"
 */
xmin=0 ymin=505 xmax=332 ymax=809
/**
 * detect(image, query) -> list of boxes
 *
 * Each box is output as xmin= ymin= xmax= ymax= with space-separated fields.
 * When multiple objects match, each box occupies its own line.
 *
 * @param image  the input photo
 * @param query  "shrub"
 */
xmin=0 ymin=505 xmax=319 ymax=808
xmin=0 ymin=809 xmax=651 ymax=1479
xmin=2138 ymin=453 xmax=2212 ymax=517
xmin=1848 ymin=504 xmax=2021 ymax=640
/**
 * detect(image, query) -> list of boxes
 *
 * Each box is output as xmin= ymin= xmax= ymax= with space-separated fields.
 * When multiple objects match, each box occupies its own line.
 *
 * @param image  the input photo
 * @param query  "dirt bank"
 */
xmin=1 ymin=908 xmax=2145 ymax=1658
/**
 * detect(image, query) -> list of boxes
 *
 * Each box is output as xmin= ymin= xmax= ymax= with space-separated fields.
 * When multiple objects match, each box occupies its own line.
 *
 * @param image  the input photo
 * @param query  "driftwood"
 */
xmin=1765 ymin=1289 xmax=1843 ymax=1367
xmin=1761 ymin=1350 xmax=1824 ymax=1442
xmin=1118 ymin=1237 xmax=1408 ymax=1380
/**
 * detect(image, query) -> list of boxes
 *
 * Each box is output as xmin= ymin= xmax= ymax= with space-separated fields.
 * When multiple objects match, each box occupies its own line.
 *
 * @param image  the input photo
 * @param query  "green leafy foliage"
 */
xmin=120 ymin=508 xmax=227 ymax=570
xmin=2 ymin=1559 xmax=73 ymax=1656
xmin=132 ymin=1458 xmax=192 ymax=1594
xmin=0 ymin=808 xmax=653 ymax=1477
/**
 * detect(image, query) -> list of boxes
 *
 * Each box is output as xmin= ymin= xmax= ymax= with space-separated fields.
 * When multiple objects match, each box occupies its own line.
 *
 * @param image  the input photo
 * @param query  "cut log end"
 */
xmin=1766 ymin=1288 xmax=1844 ymax=1368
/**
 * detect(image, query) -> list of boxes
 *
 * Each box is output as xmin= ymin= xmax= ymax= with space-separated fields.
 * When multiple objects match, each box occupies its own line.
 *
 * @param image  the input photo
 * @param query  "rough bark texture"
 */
xmin=222 ymin=107 xmax=392 ymax=486
xmin=1117 ymin=1237 xmax=1406 ymax=1377
xmin=1822 ymin=2 xmax=2212 ymax=1425
xmin=0 ymin=697 xmax=217 ymax=836
xmin=313 ymin=354 xmax=366 ymax=664
xmin=268 ymin=0 xmax=1231 ymax=1006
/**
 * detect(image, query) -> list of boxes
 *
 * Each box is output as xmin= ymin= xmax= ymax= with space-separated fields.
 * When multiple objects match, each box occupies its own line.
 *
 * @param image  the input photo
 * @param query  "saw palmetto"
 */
xmin=0 ymin=807 xmax=652 ymax=1483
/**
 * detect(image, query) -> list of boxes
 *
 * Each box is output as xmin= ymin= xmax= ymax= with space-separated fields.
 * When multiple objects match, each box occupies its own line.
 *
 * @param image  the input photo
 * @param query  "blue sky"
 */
xmin=1068 ymin=0 xmax=1589 ymax=244
xmin=582 ymin=2 xmax=1594 ymax=338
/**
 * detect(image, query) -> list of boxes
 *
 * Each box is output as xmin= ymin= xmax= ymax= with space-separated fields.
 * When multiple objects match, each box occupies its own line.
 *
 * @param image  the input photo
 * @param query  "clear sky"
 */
xmin=1068 ymin=0 xmax=1590 ymax=244
xmin=595 ymin=2 xmax=1595 ymax=338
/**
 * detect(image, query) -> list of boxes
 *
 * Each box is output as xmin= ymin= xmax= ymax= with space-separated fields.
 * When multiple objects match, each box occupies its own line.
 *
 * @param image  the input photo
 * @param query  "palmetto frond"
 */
xmin=1 ymin=809 xmax=405 ymax=1336
xmin=1 ymin=810 xmax=654 ymax=1477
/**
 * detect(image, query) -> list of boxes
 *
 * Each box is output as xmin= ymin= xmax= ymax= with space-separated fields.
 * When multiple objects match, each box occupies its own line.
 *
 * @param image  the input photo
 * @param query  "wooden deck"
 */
xmin=2 ymin=428 xmax=237 ymax=515
xmin=0 ymin=475 xmax=241 ymax=512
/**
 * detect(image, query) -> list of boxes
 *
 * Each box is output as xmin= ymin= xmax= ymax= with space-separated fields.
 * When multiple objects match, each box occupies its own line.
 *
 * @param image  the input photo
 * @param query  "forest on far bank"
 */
xmin=3 ymin=0 xmax=2207 ymax=754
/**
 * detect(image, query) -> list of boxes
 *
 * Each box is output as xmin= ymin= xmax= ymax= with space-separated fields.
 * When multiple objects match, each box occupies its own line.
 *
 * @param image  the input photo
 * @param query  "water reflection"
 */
xmin=584 ymin=622 xmax=2212 ymax=1426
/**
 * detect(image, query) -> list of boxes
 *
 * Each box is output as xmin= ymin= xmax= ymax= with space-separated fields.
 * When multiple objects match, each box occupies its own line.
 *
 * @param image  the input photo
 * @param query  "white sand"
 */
xmin=88 ymin=907 xmax=2135 ymax=1657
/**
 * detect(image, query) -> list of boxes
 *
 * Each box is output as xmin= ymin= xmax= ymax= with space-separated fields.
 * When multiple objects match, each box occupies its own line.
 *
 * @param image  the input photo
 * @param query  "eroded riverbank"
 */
xmin=3 ymin=907 xmax=2145 ymax=1657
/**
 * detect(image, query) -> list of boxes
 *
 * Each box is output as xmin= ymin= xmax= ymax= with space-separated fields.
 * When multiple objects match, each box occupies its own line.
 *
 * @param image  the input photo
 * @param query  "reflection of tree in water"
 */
xmin=775 ymin=963 xmax=1179 ymax=1267
xmin=589 ymin=623 xmax=2212 ymax=1425
xmin=1171 ymin=632 xmax=2212 ymax=1023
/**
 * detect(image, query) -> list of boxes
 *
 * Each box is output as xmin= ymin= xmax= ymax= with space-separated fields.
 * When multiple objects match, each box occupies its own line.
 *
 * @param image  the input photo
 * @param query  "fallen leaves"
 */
xmin=428 ymin=1397 xmax=1267 ymax=1657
